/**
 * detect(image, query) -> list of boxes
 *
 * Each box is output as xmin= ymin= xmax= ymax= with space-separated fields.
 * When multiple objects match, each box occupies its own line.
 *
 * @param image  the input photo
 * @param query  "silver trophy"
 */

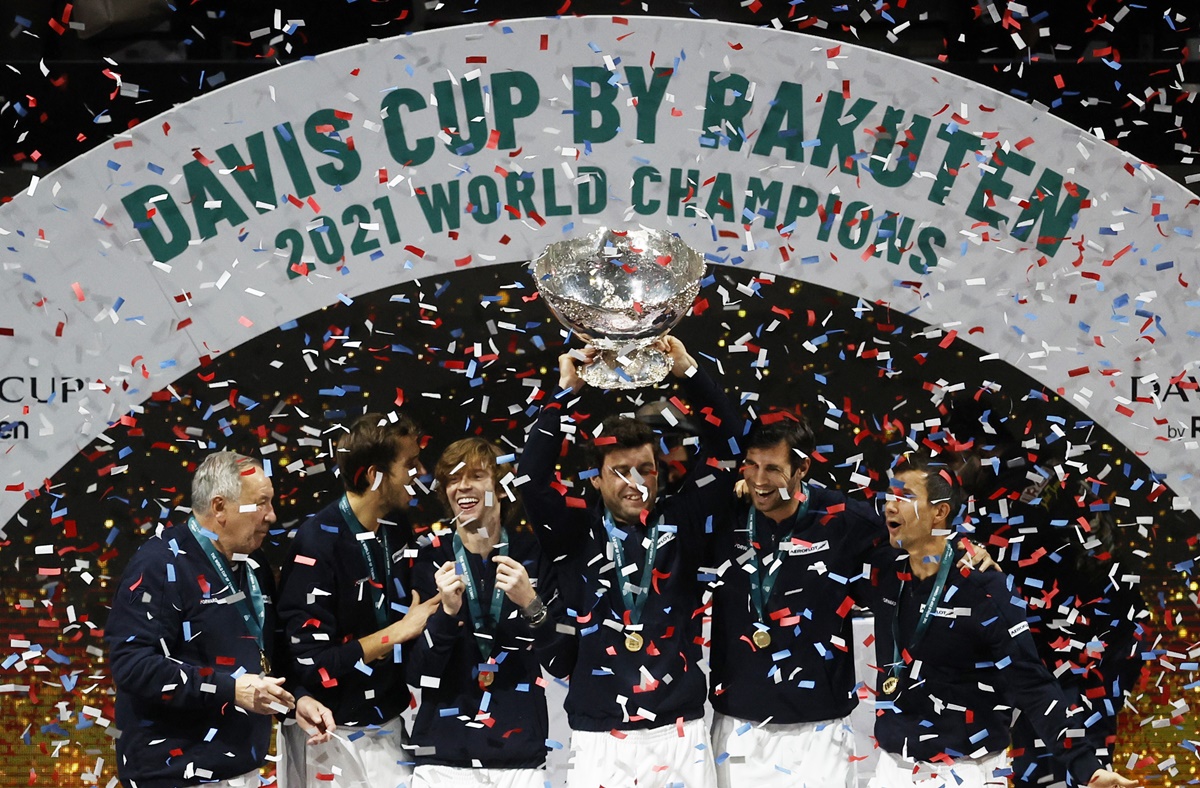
xmin=532 ymin=228 xmax=705 ymax=389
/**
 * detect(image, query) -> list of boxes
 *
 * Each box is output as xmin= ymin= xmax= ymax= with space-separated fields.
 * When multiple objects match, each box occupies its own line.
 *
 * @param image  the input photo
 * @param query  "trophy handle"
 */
xmin=579 ymin=345 xmax=674 ymax=390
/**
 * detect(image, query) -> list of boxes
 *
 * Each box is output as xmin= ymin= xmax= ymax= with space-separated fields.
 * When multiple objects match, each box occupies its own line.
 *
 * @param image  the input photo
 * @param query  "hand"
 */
xmin=234 ymin=674 xmax=294 ymax=715
xmin=1087 ymin=769 xmax=1139 ymax=787
xmin=655 ymin=335 xmax=696 ymax=378
xmin=558 ymin=348 xmax=594 ymax=394
xmin=359 ymin=589 xmax=442 ymax=661
xmin=295 ymin=695 xmax=336 ymax=745
xmin=957 ymin=538 xmax=1000 ymax=572
xmin=493 ymin=554 xmax=537 ymax=609
xmin=435 ymin=561 xmax=466 ymax=616
xmin=398 ymin=589 xmax=442 ymax=639
xmin=733 ymin=479 xmax=749 ymax=499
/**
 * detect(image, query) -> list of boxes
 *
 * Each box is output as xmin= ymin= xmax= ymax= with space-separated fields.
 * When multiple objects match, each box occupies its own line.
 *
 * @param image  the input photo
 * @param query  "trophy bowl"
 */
xmin=532 ymin=228 xmax=705 ymax=389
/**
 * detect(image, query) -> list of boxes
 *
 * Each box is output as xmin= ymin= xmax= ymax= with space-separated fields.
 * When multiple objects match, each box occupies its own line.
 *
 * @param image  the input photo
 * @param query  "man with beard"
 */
xmin=707 ymin=411 xmax=885 ymax=787
xmin=276 ymin=413 xmax=441 ymax=787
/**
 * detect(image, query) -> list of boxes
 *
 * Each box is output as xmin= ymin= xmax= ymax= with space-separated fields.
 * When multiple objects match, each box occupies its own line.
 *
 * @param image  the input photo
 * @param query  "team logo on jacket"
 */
xmin=784 ymin=540 xmax=829 ymax=556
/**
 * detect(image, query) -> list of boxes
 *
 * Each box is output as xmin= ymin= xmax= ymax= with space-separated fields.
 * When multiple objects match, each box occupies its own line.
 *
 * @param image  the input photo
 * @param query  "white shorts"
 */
xmin=711 ymin=712 xmax=856 ymax=788
xmin=278 ymin=715 xmax=413 ymax=788
xmin=567 ymin=718 xmax=716 ymax=788
xmin=412 ymin=764 xmax=548 ymax=787
xmin=869 ymin=749 xmax=1010 ymax=788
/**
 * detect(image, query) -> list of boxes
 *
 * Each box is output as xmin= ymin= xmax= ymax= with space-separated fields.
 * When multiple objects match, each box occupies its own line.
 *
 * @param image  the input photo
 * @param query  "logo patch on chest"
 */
xmin=783 ymin=539 xmax=830 ymax=556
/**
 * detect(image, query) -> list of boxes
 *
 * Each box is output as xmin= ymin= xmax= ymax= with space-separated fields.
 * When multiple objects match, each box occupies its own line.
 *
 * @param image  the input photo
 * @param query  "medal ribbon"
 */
xmin=746 ymin=481 xmax=810 ymax=626
xmin=603 ymin=511 xmax=660 ymax=630
xmin=888 ymin=540 xmax=956 ymax=685
xmin=339 ymin=495 xmax=391 ymax=629
xmin=452 ymin=528 xmax=509 ymax=661
xmin=187 ymin=516 xmax=266 ymax=656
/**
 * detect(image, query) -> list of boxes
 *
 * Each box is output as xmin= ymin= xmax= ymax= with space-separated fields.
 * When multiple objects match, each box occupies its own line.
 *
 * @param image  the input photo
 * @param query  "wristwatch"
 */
xmin=521 ymin=596 xmax=549 ymax=627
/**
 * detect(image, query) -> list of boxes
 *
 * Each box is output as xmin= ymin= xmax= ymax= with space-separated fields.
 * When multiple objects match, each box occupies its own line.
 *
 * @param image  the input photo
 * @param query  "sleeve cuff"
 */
xmin=1066 ymin=750 xmax=1104 ymax=787
xmin=214 ymin=671 xmax=238 ymax=706
xmin=425 ymin=609 xmax=464 ymax=645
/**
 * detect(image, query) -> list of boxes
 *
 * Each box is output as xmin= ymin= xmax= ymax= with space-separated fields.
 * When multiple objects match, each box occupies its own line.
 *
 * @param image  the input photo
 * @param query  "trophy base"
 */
xmin=580 ymin=347 xmax=674 ymax=390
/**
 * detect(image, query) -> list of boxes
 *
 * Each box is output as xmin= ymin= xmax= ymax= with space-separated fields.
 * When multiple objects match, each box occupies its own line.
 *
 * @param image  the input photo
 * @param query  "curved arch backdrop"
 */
xmin=0 ymin=16 xmax=1196 ymax=786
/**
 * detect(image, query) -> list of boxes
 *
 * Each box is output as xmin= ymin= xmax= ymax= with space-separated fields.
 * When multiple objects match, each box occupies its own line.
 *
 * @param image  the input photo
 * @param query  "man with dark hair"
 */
xmin=635 ymin=399 xmax=702 ymax=497
xmin=867 ymin=451 xmax=1136 ymax=788
xmin=944 ymin=389 xmax=1148 ymax=786
xmin=518 ymin=336 xmax=740 ymax=788
xmin=276 ymin=412 xmax=441 ymax=787
xmin=708 ymin=408 xmax=888 ymax=787
xmin=107 ymin=451 xmax=335 ymax=788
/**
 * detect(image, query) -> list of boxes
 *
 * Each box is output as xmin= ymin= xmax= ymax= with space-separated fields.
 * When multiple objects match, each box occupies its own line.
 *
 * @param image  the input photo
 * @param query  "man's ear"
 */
xmin=795 ymin=457 xmax=812 ymax=481
xmin=933 ymin=500 xmax=952 ymax=527
xmin=589 ymin=473 xmax=601 ymax=491
xmin=364 ymin=465 xmax=383 ymax=492
xmin=210 ymin=495 xmax=229 ymax=524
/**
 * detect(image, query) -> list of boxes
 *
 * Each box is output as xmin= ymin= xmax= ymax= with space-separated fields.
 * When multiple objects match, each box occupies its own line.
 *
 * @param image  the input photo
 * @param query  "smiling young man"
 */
xmin=407 ymin=437 xmax=574 ymax=787
xmin=276 ymin=413 xmax=441 ymax=788
xmin=869 ymin=452 xmax=1136 ymax=788
xmin=517 ymin=336 xmax=740 ymax=788
xmin=707 ymin=411 xmax=889 ymax=788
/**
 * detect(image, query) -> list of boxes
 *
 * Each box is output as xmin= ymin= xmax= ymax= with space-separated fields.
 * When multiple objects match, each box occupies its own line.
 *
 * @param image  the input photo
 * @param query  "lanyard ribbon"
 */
xmin=187 ymin=516 xmax=265 ymax=652
xmin=889 ymin=540 xmax=956 ymax=684
xmin=452 ymin=529 xmax=508 ymax=660
xmin=746 ymin=482 xmax=810 ymax=624
xmin=339 ymin=495 xmax=391 ymax=629
xmin=604 ymin=511 xmax=660 ymax=629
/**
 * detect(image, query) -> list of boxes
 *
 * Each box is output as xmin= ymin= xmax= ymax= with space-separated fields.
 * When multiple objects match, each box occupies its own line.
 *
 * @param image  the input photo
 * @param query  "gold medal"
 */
xmin=260 ymin=651 xmax=271 ymax=675
xmin=882 ymin=676 xmax=898 ymax=695
xmin=751 ymin=629 xmax=772 ymax=648
xmin=480 ymin=671 xmax=494 ymax=687
xmin=624 ymin=632 xmax=644 ymax=652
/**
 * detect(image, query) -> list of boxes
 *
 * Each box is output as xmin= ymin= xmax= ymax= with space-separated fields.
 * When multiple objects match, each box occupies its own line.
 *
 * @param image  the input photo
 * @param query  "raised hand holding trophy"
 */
xmin=532 ymin=227 xmax=705 ymax=389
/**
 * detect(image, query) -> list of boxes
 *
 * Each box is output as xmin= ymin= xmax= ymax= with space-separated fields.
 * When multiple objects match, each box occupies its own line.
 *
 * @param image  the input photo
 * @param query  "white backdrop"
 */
xmin=2 ymin=16 xmax=1198 ymax=522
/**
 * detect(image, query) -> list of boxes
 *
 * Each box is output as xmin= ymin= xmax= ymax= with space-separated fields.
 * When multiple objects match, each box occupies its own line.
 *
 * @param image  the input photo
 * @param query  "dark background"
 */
xmin=4 ymin=0 xmax=1199 ymax=202
xmin=1 ymin=1 xmax=1199 ymax=786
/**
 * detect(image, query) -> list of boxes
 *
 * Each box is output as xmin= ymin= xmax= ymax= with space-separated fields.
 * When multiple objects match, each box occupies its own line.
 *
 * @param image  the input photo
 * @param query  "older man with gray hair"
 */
xmin=107 ymin=451 xmax=334 ymax=788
